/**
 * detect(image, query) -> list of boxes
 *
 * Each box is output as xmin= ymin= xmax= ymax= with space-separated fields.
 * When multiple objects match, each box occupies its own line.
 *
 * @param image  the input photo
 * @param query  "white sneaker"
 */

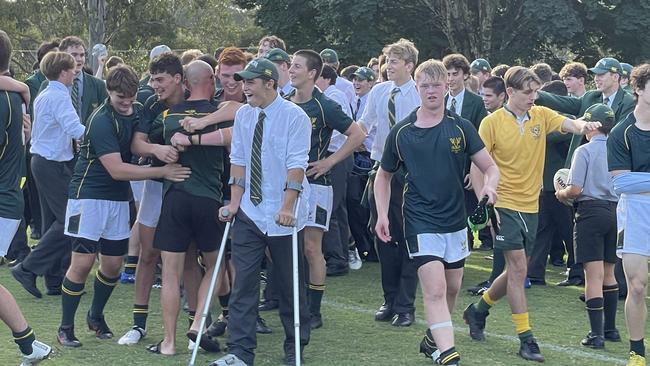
xmin=117 ymin=326 xmax=146 ymax=345
xmin=349 ymin=248 xmax=362 ymax=270
xmin=20 ymin=340 xmax=51 ymax=365
xmin=188 ymin=339 xmax=196 ymax=351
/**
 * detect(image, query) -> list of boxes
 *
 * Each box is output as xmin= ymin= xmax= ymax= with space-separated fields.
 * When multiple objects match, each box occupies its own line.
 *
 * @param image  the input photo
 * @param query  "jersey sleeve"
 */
xmin=380 ymin=124 xmax=402 ymax=173
xmin=324 ymin=99 xmax=353 ymax=134
xmin=541 ymin=106 xmax=566 ymax=134
xmin=461 ymin=118 xmax=485 ymax=156
xmin=87 ymin=116 xmax=120 ymax=158
xmin=567 ymin=146 xmax=588 ymax=188
xmin=478 ymin=115 xmax=495 ymax=154
xmin=607 ymin=126 xmax=632 ymax=172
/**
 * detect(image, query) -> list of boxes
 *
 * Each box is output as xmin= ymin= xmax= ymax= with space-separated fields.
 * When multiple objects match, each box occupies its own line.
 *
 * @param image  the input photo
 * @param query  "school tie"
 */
xmin=388 ymin=87 xmax=399 ymax=127
xmin=603 ymin=96 xmax=610 ymax=106
xmin=71 ymin=77 xmax=80 ymax=117
xmin=353 ymin=97 xmax=361 ymax=120
xmin=250 ymin=111 xmax=265 ymax=206
xmin=451 ymin=97 xmax=457 ymax=113
xmin=280 ymin=90 xmax=285 ymax=97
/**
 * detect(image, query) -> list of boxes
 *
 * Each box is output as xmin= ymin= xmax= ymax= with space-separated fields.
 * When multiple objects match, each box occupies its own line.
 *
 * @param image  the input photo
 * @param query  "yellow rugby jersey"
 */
xmin=479 ymin=105 xmax=565 ymax=213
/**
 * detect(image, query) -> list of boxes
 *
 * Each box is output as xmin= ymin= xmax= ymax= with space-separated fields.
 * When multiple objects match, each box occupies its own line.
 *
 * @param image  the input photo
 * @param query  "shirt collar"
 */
xmin=261 ymin=93 xmax=284 ymax=115
xmin=603 ymin=89 xmax=618 ymax=104
xmin=75 ymin=71 xmax=84 ymax=83
xmin=503 ymin=104 xmax=530 ymax=123
xmin=50 ymin=80 xmax=70 ymax=91
xmin=449 ymin=88 xmax=465 ymax=99
xmin=391 ymin=78 xmax=415 ymax=94
xmin=591 ymin=134 xmax=607 ymax=142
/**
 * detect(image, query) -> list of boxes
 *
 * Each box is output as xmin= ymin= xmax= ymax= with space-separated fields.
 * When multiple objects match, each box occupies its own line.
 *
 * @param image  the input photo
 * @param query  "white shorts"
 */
xmin=64 ymin=199 xmax=131 ymax=241
xmin=616 ymin=193 xmax=650 ymax=257
xmin=130 ymin=180 xmax=145 ymax=203
xmin=407 ymin=228 xmax=470 ymax=264
xmin=305 ymin=183 xmax=333 ymax=231
xmin=137 ymin=180 xmax=163 ymax=228
xmin=0 ymin=217 xmax=21 ymax=257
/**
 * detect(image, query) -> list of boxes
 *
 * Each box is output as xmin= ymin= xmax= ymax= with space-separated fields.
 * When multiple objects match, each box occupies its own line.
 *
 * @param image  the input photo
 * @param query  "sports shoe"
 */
xmin=348 ymin=248 xmax=362 ymax=270
xmin=188 ymin=339 xmax=195 ymax=351
xmin=87 ymin=312 xmax=114 ymax=339
xmin=57 ymin=326 xmax=82 ymax=347
xmin=467 ymin=280 xmax=491 ymax=296
xmin=519 ymin=337 xmax=545 ymax=362
xmin=152 ymin=277 xmax=162 ymax=289
xmin=627 ymin=351 xmax=646 ymax=366
xmin=207 ymin=314 xmax=228 ymax=337
xmin=20 ymin=340 xmax=51 ymax=365
xmin=463 ymin=304 xmax=487 ymax=341
xmin=419 ymin=328 xmax=437 ymax=359
xmin=581 ymin=332 xmax=605 ymax=349
xmin=604 ymin=329 xmax=621 ymax=342
xmin=120 ymin=272 xmax=136 ymax=284
xmin=210 ymin=353 xmax=248 ymax=366
xmin=117 ymin=326 xmax=146 ymax=345
xmin=524 ymin=277 xmax=532 ymax=289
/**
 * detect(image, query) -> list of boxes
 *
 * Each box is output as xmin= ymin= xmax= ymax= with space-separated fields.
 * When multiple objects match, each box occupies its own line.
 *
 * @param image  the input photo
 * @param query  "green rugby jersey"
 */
xmin=288 ymin=87 xmax=352 ymax=185
xmin=0 ymin=89 xmax=25 ymax=219
xmin=608 ymin=113 xmax=650 ymax=173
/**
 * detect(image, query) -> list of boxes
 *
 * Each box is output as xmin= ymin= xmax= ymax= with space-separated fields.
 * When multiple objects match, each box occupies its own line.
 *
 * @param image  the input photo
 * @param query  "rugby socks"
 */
xmin=61 ymin=277 xmax=85 ymax=327
xmin=219 ymin=293 xmax=230 ymax=317
xmin=489 ymin=248 xmax=506 ymax=282
xmin=133 ymin=304 xmax=149 ymax=329
xmin=476 ymin=291 xmax=496 ymax=314
xmin=309 ymin=283 xmax=325 ymax=316
xmin=630 ymin=339 xmax=645 ymax=357
xmin=89 ymin=271 xmax=119 ymax=319
xmin=603 ymin=284 xmax=619 ymax=331
xmin=512 ymin=312 xmax=533 ymax=341
xmin=436 ymin=347 xmax=460 ymax=365
xmin=585 ymin=297 xmax=604 ymax=336
xmin=124 ymin=256 xmax=138 ymax=275
xmin=13 ymin=326 xmax=35 ymax=355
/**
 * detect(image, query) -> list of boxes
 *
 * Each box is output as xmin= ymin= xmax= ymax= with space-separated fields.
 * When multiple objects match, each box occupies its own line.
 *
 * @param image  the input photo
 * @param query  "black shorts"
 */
xmin=574 ymin=200 xmax=617 ymax=264
xmin=72 ymin=237 xmax=129 ymax=256
xmin=154 ymin=189 xmax=225 ymax=253
xmin=413 ymin=255 xmax=465 ymax=270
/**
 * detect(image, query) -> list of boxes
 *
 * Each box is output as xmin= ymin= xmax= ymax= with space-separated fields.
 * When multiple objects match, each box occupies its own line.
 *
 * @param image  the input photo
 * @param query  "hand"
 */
xmin=464 ymin=174 xmax=473 ymax=190
xmin=355 ymin=144 xmax=367 ymax=152
xmin=170 ymin=132 xmax=192 ymax=149
xmin=162 ymin=163 xmax=191 ymax=182
xmin=153 ymin=144 xmax=179 ymax=163
xmin=98 ymin=54 xmax=107 ymax=65
xmin=275 ymin=208 xmax=296 ymax=227
xmin=306 ymin=159 xmax=334 ymax=179
xmin=219 ymin=204 xmax=238 ymax=222
xmin=180 ymin=117 xmax=207 ymax=133
xmin=74 ymin=139 xmax=82 ymax=153
xmin=375 ymin=215 xmax=392 ymax=243
xmin=555 ymin=189 xmax=571 ymax=205
xmin=22 ymin=114 xmax=31 ymax=142
xmin=581 ymin=121 xmax=602 ymax=134
xmin=479 ymin=185 xmax=497 ymax=205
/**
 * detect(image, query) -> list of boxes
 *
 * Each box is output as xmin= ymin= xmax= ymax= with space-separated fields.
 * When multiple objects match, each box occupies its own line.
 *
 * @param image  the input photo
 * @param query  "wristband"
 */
xmin=198 ymin=133 xmax=202 ymax=145
xmin=188 ymin=134 xmax=193 ymax=145
xmin=228 ymin=176 xmax=245 ymax=188
xmin=284 ymin=180 xmax=303 ymax=192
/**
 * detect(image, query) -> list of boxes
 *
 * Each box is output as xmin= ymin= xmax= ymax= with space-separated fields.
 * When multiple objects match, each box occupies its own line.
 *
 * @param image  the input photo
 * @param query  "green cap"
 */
xmin=265 ymin=48 xmax=290 ymax=63
xmin=352 ymin=67 xmax=376 ymax=81
xmin=583 ymin=103 xmax=615 ymax=130
xmin=470 ymin=58 xmax=491 ymax=73
xmin=589 ymin=57 xmax=622 ymax=75
xmin=320 ymin=48 xmax=339 ymax=64
xmin=234 ymin=58 xmax=279 ymax=82
xmin=621 ymin=62 xmax=633 ymax=77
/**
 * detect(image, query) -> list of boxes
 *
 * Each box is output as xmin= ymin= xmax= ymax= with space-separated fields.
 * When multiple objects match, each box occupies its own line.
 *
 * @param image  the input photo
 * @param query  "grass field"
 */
xmin=0 ymin=250 xmax=636 ymax=366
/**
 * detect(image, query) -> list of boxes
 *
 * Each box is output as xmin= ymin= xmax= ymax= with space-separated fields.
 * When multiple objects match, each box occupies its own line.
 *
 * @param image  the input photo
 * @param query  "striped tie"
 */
xmin=388 ymin=87 xmax=399 ymax=127
xmin=451 ymin=97 xmax=457 ymax=113
xmin=71 ymin=78 xmax=80 ymax=116
xmin=250 ymin=111 xmax=265 ymax=206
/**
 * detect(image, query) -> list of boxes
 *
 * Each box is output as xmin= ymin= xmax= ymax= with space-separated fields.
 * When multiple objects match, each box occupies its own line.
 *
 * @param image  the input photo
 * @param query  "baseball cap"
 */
xmin=265 ymin=48 xmax=290 ymax=63
xmin=150 ymin=45 xmax=172 ymax=60
xmin=234 ymin=58 xmax=279 ymax=82
xmin=320 ymin=48 xmax=339 ymax=64
xmin=589 ymin=57 xmax=622 ymax=75
xmin=470 ymin=58 xmax=492 ymax=73
xmin=352 ymin=67 xmax=376 ymax=81
xmin=583 ymin=103 xmax=615 ymax=130
xmin=621 ymin=62 xmax=633 ymax=77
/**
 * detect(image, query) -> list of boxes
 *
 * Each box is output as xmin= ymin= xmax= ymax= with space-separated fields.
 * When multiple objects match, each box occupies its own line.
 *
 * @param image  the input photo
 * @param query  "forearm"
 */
xmin=373 ymin=169 xmax=392 ymax=218
xmin=281 ymin=168 xmax=304 ymax=212
xmin=326 ymin=125 xmax=364 ymax=166
xmin=131 ymin=134 xmax=160 ymax=157
xmin=561 ymin=118 xmax=584 ymax=135
xmin=483 ymin=165 xmax=500 ymax=194
xmin=612 ymin=172 xmax=650 ymax=195
xmin=198 ymin=101 xmax=241 ymax=127
xmin=191 ymin=127 xmax=232 ymax=146
xmin=108 ymin=162 xmax=166 ymax=181
xmin=0 ymin=76 xmax=29 ymax=105
xmin=470 ymin=163 xmax=485 ymax=199
xmin=228 ymin=165 xmax=246 ymax=208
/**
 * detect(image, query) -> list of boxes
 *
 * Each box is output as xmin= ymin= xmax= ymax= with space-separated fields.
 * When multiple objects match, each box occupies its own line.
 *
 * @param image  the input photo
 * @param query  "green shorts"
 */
xmin=494 ymin=208 xmax=538 ymax=253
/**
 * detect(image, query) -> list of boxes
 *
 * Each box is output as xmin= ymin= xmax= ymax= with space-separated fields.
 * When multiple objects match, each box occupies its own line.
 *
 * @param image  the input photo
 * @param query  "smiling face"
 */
xmin=594 ymin=72 xmax=619 ymax=95
xmin=353 ymin=77 xmax=373 ymax=97
xmin=63 ymin=44 xmax=86 ymax=75
xmin=217 ymin=63 xmax=245 ymax=100
xmin=385 ymin=55 xmax=412 ymax=84
xmin=289 ymin=55 xmax=316 ymax=90
xmin=150 ymin=71 xmax=182 ymax=103
xmin=447 ymin=67 xmax=466 ymax=95
xmin=243 ymin=77 xmax=275 ymax=108
xmin=108 ymin=90 xmax=136 ymax=115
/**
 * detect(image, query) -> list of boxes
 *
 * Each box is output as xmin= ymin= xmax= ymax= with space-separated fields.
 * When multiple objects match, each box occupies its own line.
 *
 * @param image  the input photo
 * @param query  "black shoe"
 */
xmin=467 ymin=280 xmax=491 ymax=296
xmin=310 ymin=314 xmax=323 ymax=330
xmin=46 ymin=287 xmax=62 ymax=296
xmin=578 ymin=293 xmax=586 ymax=302
xmin=419 ymin=329 xmax=437 ymax=359
xmin=187 ymin=330 xmax=221 ymax=353
xmin=581 ymin=332 xmax=605 ymax=349
xmin=258 ymin=299 xmax=279 ymax=311
xmin=604 ymin=329 xmax=621 ymax=342
xmin=207 ymin=316 xmax=228 ymax=337
xmin=374 ymin=303 xmax=394 ymax=322
xmin=519 ymin=337 xmax=544 ymax=362
xmin=256 ymin=316 xmax=272 ymax=334
xmin=283 ymin=351 xmax=304 ymax=366
xmin=57 ymin=326 xmax=82 ymax=347
xmin=463 ymin=303 xmax=487 ymax=341
xmin=391 ymin=312 xmax=414 ymax=327
xmin=30 ymin=231 xmax=41 ymax=240
xmin=529 ymin=278 xmax=547 ymax=286
xmin=11 ymin=264 xmax=42 ymax=298
xmin=326 ymin=264 xmax=349 ymax=277
xmin=557 ymin=277 xmax=584 ymax=287
xmin=87 ymin=312 xmax=113 ymax=339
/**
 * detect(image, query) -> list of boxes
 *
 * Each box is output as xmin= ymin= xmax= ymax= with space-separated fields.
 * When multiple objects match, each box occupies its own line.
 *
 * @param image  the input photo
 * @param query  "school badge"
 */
xmin=529 ymin=124 xmax=541 ymax=139
xmin=449 ymin=136 xmax=462 ymax=153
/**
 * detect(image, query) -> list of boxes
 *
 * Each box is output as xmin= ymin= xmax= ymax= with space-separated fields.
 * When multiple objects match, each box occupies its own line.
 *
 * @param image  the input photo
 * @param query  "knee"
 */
xmin=627 ymin=277 xmax=647 ymax=299
xmin=423 ymin=286 xmax=446 ymax=304
xmin=139 ymin=247 xmax=159 ymax=266
xmin=303 ymin=244 xmax=322 ymax=260
xmin=507 ymin=261 xmax=527 ymax=278
xmin=446 ymin=282 xmax=461 ymax=297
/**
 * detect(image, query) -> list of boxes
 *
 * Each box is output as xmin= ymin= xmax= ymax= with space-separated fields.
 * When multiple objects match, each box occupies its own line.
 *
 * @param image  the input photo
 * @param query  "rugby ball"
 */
xmin=553 ymin=168 xmax=574 ymax=206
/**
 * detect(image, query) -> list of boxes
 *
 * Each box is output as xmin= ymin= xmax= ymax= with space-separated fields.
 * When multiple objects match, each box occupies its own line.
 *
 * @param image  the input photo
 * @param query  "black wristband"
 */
xmin=188 ymin=134 xmax=193 ymax=145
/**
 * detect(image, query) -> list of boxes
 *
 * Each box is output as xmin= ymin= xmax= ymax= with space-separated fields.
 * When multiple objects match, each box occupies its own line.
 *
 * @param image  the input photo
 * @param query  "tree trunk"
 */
xmin=88 ymin=0 xmax=106 ymax=72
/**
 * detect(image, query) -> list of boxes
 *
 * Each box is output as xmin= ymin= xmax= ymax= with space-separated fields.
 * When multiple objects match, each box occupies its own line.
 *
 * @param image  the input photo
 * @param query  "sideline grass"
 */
xmin=0 ymin=251 xmax=635 ymax=365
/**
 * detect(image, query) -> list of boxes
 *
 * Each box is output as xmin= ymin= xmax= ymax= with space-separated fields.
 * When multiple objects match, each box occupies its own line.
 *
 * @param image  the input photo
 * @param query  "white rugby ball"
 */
xmin=553 ymin=168 xmax=574 ymax=205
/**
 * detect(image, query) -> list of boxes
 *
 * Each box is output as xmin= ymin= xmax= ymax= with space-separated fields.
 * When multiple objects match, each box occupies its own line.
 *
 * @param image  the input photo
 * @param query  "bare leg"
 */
xmin=419 ymin=261 xmax=454 ymax=352
xmin=159 ymin=251 xmax=185 ymax=355
xmin=623 ymin=254 xmax=648 ymax=341
xmin=444 ymin=268 xmax=463 ymax=313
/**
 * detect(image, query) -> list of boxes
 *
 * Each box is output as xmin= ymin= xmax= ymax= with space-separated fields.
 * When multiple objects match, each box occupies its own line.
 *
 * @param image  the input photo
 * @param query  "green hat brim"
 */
xmin=234 ymin=70 xmax=263 ymax=81
xmin=588 ymin=67 xmax=612 ymax=75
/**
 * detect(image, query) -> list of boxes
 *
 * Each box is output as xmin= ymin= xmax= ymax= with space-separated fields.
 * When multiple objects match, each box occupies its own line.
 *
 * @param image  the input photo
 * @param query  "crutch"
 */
xmin=290 ymin=196 xmax=302 ymax=366
xmin=188 ymin=209 xmax=232 ymax=366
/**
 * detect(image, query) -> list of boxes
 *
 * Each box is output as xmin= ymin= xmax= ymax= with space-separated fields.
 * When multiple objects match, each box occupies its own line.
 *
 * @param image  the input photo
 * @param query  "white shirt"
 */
xmin=602 ymin=89 xmax=618 ymax=108
xmin=359 ymin=79 xmax=420 ymax=161
xmin=446 ymin=88 xmax=466 ymax=115
xmin=354 ymin=93 xmax=374 ymax=151
xmin=335 ymin=77 xmax=355 ymax=111
xmin=31 ymin=81 xmax=85 ymax=161
xmin=279 ymin=82 xmax=294 ymax=97
xmin=324 ymin=86 xmax=352 ymax=153
xmin=230 ymin=94 xmax=312 ymax=236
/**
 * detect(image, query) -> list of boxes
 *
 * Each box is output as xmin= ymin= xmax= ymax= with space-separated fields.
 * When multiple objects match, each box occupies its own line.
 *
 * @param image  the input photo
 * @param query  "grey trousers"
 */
xmin=323 ymin=155 xmax=353 ymax=268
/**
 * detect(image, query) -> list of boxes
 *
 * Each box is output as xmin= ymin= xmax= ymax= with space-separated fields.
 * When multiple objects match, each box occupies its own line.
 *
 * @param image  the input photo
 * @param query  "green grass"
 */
xmin=0 ymin=251 xmax=636 ymax=366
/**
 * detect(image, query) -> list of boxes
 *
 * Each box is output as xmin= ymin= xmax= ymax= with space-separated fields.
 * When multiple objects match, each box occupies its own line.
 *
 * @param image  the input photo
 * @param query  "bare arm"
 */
xmin=130 ymin=131 xmax=179 ymax=163
xmin=98 ymin=153 xmax=190 ymax=181
xmin=470 ymin=148 xmax=500 ymax=204
xmin=276 ymin=168 xmax=305 ymax=227
xmin=373 ymin=167 xmax=394 ymax=243
xmin=0 ymin=76 xmax=30 ymax=105
xmin=556 ymin=184 xmax=582 ymax=202
xmin=306 ymin=123 xmax=364 ymax=179
xmin=181 ymin=101 xmax=242 ymax=132
xmin=561 ymin=118 xmax=601 ymax=135
xmin=170 ymin=128 xmax=233 ymax=148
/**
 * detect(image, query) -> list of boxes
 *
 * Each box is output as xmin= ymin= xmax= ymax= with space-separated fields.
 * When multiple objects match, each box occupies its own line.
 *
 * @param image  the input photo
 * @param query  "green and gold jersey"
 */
xmin=0 ymin=89 xmax=25 ymax=219
xmin=608 ymin=113 xmax=650 ymax=173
